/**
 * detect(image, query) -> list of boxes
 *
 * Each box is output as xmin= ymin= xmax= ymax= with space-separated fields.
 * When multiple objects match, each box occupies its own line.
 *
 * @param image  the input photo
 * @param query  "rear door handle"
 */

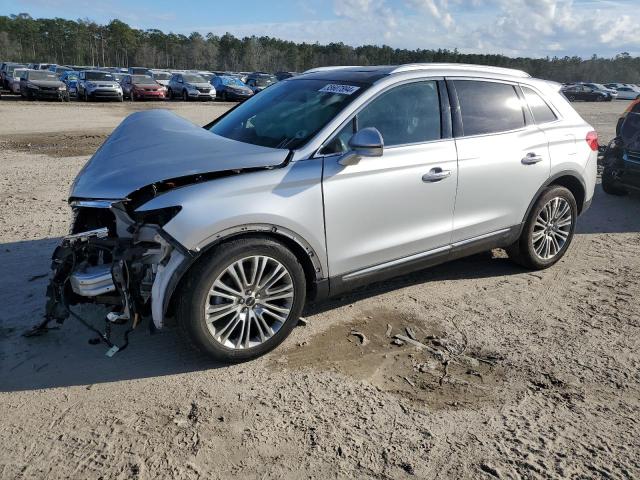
xmin=522 ymin=152 xmax=544 ymax=165
xmin=422 ymin=168 xmax=452 ymax=182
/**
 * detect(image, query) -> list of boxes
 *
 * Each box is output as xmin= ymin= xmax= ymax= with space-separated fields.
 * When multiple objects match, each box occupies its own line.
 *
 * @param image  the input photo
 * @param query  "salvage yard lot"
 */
xmin=0 ymin=100 xmax=638 ymax=479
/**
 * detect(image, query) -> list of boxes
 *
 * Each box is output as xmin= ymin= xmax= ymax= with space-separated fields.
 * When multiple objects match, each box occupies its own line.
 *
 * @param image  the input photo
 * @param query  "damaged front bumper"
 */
xmin=43 ymin=200 xmax=190 ymax=344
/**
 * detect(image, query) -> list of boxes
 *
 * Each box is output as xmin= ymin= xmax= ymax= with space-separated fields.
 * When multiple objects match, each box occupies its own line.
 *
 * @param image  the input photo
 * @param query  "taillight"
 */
xmin=586 ymin=131 xmax=598 ymax=151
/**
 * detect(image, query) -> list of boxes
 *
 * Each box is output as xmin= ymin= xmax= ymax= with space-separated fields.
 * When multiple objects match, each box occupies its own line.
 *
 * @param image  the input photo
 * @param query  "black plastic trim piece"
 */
xmin=438 ymin=80 xmax=453 ymax=140
xmin=445 ymin=79 xmax=463 ymax=138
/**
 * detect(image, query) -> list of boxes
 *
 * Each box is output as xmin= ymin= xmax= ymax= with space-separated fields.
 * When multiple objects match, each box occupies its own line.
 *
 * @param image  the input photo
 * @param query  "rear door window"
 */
xmin=522 ymin=86 xmax=558 ymax=124
xmin=454 ymin=80 xmax=525 ymax=136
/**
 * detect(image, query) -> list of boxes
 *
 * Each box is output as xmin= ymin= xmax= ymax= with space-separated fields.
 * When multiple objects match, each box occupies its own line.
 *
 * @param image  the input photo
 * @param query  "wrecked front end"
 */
xmin=34 ymin=109 xmax=292 ymax=353
xmin=42 ymin=198 xmax=189 ymax=354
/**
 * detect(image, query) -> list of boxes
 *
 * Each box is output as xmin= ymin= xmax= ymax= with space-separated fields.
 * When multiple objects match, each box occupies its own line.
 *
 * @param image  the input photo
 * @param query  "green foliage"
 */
xmin=1 ymin=13 xmax=639 ymax=82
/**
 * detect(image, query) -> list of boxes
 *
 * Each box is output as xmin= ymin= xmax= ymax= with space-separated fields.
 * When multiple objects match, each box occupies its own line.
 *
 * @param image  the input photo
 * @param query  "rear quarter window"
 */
xmin=522 ymin=86 xmax=558 ymax=124
xmin=454 ymin=80 xmax=525 ymax=136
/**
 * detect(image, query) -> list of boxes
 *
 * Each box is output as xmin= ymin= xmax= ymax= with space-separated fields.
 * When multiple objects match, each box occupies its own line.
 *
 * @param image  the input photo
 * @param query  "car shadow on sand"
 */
xmin=1 ymin=186 xmax=638 ymax=392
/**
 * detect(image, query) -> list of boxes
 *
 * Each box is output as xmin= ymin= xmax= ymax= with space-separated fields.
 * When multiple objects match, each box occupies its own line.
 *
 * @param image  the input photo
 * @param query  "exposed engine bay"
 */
xmin=38 ymin=200 xmax=187 ymax=355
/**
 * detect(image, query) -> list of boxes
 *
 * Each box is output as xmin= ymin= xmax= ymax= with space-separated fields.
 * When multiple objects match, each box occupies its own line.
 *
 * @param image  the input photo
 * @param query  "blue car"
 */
xmin=211 ymin=75 xmax=254 ymax=102
xmin=59 ymin=70 xmax=79 ymax=97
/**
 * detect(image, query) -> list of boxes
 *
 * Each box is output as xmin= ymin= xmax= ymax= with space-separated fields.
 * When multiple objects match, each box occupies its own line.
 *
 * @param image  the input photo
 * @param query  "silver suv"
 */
xmin=45 ymin=64 xmax=597 ymax=362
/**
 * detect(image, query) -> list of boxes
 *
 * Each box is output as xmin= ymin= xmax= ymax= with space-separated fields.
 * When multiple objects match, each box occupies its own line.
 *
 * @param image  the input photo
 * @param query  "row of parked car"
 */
xmin=561 ymin=82 xmax=640 ymax=102
xmin=0 ymin=61 xmax=298 ymax=102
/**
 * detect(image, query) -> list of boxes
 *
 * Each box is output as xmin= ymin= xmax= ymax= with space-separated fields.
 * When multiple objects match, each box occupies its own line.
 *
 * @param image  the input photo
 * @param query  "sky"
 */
xmin=6 ymin=0 xmax=640 ymax=58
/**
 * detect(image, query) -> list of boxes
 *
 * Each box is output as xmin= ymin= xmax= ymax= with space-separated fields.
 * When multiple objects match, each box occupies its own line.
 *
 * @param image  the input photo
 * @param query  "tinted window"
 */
xmin=357 ymin=81 xmax=441 ymax=146
xmin=454 ymin=80 xmax=525 ymax=136
xmin=522 ymin=86 xmax=557 ymax=124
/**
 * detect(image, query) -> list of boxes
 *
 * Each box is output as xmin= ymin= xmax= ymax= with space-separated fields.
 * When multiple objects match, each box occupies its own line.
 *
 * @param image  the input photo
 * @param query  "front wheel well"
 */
xmin=548 ymin=175 xmax=586 ymax=213
xmin=165 ymin=231 xmax=321 ymax=320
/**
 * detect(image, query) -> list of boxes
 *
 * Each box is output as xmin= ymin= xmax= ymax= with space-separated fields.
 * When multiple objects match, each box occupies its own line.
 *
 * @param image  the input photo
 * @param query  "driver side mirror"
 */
xmin=339 ymin=127 xmax=384 ymax=166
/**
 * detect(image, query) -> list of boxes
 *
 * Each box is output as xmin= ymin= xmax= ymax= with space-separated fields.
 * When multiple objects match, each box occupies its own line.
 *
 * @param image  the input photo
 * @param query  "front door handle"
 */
xmin=422 ymin=168 xmax=452 ymax=182
xmin=522 ymin=152 xmax=544 ymax=165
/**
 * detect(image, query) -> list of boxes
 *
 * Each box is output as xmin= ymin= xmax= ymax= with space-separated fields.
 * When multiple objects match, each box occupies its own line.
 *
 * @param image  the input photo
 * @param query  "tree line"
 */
xmin=1 ymin=13 xmax=639 ymax=83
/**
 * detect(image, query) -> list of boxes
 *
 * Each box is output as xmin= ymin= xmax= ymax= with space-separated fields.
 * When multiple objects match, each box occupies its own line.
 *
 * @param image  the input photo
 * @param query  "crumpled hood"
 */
xmin=69 ymin=109 xmax=289 ymax=199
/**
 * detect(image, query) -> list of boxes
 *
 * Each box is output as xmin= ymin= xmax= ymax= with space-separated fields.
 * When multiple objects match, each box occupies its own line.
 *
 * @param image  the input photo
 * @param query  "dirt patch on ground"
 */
xmin=0 ymin=100 xmax=639 ymax=479
xmin=0 ymin=130 xmax=110 ymax=157
xmin=276 ymin=309 xmax=504 ymax=409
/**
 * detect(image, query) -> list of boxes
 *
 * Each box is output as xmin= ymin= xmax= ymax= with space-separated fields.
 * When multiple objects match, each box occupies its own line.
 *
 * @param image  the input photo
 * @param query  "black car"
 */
xmin=275 ymin=71 xmax=298 ymax=81
xmin=562 ymin=84 xmax=612 ymax=102
xmin=602 ymin=99 xmax=640 ymax=195
xmin=19 ymin=69 xmax=69 ymax=101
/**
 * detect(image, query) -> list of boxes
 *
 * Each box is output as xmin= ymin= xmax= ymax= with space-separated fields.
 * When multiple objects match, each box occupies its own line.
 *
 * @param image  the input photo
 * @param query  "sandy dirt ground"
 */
xmin=0 ymin=98 xmax=638 ymax=480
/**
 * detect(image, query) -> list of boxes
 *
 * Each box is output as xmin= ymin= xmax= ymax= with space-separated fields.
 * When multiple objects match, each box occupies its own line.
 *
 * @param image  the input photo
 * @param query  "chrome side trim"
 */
xmin=70 ymin=199 xmax=119 ymax=209
xmin=451 ymin=228 xmax=512 ymax=248
xmin=342 ymin=245 xmax=451 ymax=281
xmin=64 ymin=227 xmax=109 ymax=242
xmin=342 ymin=227 xmax=514 ymax=281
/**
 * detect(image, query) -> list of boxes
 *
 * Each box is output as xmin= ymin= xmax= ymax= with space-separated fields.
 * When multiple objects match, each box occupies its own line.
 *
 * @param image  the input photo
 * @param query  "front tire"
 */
xmin=508 ymin=186 xmax=577 ymax=270
xmin=178 ymin=237 xmax=307 ymax=363
xmin=182 ymin=89 xmax=189 ymax=101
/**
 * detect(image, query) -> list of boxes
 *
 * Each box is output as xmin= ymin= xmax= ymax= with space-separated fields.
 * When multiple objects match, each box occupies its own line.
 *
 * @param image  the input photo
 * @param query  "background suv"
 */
xmin=77 ymin=70 xmax=123 ymax=101
xmin=47 ymin=64 xmax=597 ymax=363
xmin=167 ymin=72 xmax=216 ymax=101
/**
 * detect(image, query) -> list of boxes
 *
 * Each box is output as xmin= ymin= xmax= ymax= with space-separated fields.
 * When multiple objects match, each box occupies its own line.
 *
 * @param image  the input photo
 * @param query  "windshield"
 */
xmin=183 ymin=74 xmax=205 ymax=83
xmin=132 ymin=75 xmax=157 ymax=84
xmin=221 ymin=76 xmax=245 ymax=87
xmin=153 ymin=72 xmax=171 ymax=80
xmin=28 ymin=71 xmax=58 ymax=81
xmin=254 ymin=76 xmax=276 ymax=87
xmin=209 ymin=79 xmax=367 ymax=150
xmin=85 ymin=71 xmax=114 ymax=81
xmin=199 ymin=73 xmax=215 ymax=81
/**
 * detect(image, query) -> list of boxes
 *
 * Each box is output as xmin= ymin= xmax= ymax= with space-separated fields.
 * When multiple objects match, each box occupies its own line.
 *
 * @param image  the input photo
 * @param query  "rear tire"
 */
xmin=178 ymin=237 xmax=307 ymax=363
xmin=602 ymin=167 xmax=628 ymax=196
xmin=507 ymin=186 xmax=577 ymax=270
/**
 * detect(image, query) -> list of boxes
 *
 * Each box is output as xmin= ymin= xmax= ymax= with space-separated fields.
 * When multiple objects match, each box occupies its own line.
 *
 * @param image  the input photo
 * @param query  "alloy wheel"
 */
xmin=204 ymin=255 xmax=294 ymax=350
xmin=532 ymin=197 xmax=573 ymax=260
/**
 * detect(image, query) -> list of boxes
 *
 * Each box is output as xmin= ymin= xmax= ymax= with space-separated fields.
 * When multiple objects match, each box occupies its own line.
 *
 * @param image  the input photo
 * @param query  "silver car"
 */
xmin=167 ymin=73 xmax=216 ymax=101
xmin=77 ymin=70 xmax=123 ymax=101
xmin=44 ymin=64 xmax=597 ymax=362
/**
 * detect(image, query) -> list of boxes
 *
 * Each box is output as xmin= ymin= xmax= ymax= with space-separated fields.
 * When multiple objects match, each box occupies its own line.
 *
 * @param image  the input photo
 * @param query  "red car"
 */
xmin=121 ymin=74 xmax=167 ymax=101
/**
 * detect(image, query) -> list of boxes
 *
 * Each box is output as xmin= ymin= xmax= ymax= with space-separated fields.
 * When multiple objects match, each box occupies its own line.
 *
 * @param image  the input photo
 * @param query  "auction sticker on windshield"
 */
xmin=319 ymin=84 xmax=360 ymax=95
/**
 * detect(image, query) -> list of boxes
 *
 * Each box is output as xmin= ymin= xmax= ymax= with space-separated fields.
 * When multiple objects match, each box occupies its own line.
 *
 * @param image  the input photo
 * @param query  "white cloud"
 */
xmin=193 ymin=0 xmax=640 ymax=58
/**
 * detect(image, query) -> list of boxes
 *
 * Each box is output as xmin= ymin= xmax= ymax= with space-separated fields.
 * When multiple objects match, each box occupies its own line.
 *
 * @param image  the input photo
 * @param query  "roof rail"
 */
xmin=302 ymin=66 xmax=361 ymax=74
xmin=391 ymin=63 xmax=531 ymax=78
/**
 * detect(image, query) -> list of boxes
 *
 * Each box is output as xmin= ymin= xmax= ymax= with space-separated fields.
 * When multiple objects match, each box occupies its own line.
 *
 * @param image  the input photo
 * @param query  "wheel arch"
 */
xmin=522 ymin=171 xmax=587 ymax=227
xmin=163 ymin=225 xmax=325 ymax=322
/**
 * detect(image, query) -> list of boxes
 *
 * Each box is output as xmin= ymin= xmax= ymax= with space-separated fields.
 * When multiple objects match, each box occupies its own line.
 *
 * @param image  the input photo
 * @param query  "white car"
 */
xmin=613 ymin=86 xmax=640 ymax=100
